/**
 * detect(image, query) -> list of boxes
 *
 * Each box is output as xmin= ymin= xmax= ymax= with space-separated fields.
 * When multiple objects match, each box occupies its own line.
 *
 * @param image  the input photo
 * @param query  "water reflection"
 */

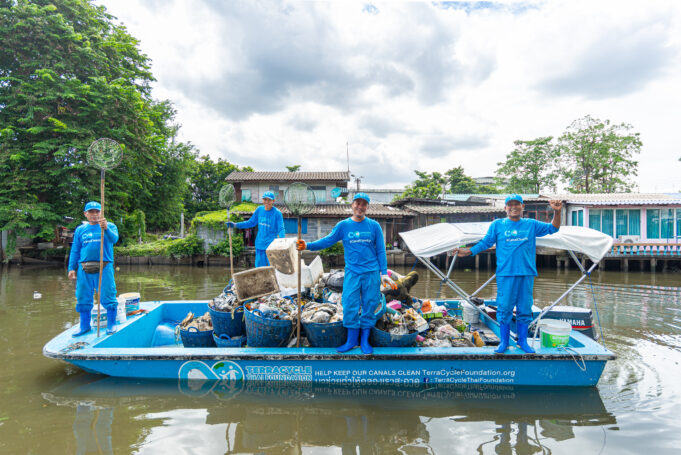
xmin=44 ymin=375 xmax=615 ymax=454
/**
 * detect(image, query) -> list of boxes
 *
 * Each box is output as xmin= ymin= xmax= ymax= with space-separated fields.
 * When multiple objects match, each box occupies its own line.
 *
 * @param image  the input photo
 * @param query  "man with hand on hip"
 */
xmin=225 ymin=191 xmax=285 ymax=267
xmin=454 ymin=195 xmax=563 ymax=354
xmin=296 ymin=193 xmax=394 ymax=354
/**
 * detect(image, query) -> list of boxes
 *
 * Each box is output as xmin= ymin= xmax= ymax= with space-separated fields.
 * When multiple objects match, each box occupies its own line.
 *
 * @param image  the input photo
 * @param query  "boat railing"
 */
xmin=608 ymin=242 xmax=681 ymax=257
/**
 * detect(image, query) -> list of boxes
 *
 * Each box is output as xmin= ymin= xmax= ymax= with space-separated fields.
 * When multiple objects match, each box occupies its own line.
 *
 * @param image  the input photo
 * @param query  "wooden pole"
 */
xmin=296 ymin=215 xmax=302 ymax=347
xmin=228 ymin=209 xmax=234 ymax=280
xmin=96 ymin=169 xmax=105 ymax=337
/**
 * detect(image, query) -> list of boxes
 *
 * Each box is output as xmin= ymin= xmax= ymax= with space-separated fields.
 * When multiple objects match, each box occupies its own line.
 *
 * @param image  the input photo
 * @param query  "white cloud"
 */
xmin=99 ymin=0 xmax=681 ymax=192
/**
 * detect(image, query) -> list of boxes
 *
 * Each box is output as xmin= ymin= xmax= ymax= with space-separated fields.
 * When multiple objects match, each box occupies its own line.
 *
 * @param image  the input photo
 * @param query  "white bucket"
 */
xmin=116 ymin=296 xmax=127 ymax=322
xmin=539 ymin=319 xmax=571 ymax=348
xmin=119 ymin=292 xmax=141 ymax=314
xmin=463 ymin=304 xmax=480 ymax=324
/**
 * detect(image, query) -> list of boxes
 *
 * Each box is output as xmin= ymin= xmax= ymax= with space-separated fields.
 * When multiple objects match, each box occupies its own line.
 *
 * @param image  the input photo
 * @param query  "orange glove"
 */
xmin=296 ymin=239 xmax=306 ymax=251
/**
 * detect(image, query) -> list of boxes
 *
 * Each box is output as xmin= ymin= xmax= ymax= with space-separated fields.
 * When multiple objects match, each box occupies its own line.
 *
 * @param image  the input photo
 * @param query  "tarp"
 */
xmin=399 ymin=222 xmax=614 ymax=263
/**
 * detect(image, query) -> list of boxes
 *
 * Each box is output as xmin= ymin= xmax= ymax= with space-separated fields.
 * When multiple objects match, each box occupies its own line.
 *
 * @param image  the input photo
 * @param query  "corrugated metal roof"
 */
xmin=226 ymin=171 xmax=350 ymax=182
xmin=544 ymin=193 xmax=680 ymax=205
xmin=234 ymin=203 xmax=411 ymax=218
xmin=403 ymin=204 xmax=505 ymax=215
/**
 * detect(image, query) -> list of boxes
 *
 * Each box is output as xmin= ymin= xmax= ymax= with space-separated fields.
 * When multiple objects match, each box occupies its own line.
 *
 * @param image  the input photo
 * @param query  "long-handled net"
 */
xmin=87 ymin=138 xmax=123 ymax=337
xmin=219 ymin=184 xmax=237 ymax=279
xmin=283 ymin=183 xmax=316 ymax=346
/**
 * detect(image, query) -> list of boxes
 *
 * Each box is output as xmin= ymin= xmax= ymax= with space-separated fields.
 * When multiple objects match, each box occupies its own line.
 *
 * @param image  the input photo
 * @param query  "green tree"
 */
xmin=496 ymin=137 xmax=558 ymax=193
xmin=444 ymin=166 xmax=477 ymax=193
xmin=557 ymin=115 xmax=641 ymax=193
xmin=286 ymin=164 xmax=301 ymax=172
xmin=184 ymin=155 xmax=251 ymax=218
xmin=399 ymin=171 xmax=446 ymax=200
xmin=0 ymin=0 xmax=192 ymax=238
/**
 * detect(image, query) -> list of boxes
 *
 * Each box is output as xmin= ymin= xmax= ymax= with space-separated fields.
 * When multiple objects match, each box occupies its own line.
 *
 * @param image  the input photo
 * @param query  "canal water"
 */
xmin=1 ymin=264 xmax=680 ymax=454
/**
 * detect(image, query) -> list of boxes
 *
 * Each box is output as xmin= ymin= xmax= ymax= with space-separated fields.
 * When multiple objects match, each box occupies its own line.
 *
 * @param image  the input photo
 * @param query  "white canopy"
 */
xmin=399 ymin=222 xmax=614 ymax=263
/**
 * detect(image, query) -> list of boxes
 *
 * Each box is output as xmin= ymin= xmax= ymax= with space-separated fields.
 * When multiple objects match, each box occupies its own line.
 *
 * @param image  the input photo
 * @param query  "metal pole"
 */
xmin=470 ymin=273 xmax=496 ymax=297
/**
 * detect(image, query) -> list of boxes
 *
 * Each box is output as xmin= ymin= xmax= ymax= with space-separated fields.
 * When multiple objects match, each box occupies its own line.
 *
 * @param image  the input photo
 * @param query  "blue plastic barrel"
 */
xmin=213 ymin=332 xmax=246 ymax=348
xmin=303 ymin=321 xmax=346 ymax=348
xmin=244 ymin=308 xmax=293 ymax=347
xmin=180 ymin=326 xmax=216 ymax=348
xmin=369 ymin=327 xmax=418 ymax=347
xmin=208 ymin=306 xmax=245 ymax=338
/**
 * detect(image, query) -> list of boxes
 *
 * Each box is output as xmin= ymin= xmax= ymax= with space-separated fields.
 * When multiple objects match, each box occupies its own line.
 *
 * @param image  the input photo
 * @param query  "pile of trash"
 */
xmin=209 ymin=292 xmax=239 ymax=312
xmin=247 ymin=294 xmax=300 ymax=321
xmin=301 ymin=301 xmax=343 ymax=324
xmin=180 ymin=312 xmax=213 ymax=332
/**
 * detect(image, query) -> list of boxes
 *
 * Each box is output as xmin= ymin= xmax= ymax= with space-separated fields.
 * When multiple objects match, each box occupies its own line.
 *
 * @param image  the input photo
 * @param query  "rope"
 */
xmin=557 ymin=345 xmax=587 ymax=372
xmin=410 ymin=258 xmax=418 ymax=272
xmin=586 ymin=272 xmax=607 ymax=347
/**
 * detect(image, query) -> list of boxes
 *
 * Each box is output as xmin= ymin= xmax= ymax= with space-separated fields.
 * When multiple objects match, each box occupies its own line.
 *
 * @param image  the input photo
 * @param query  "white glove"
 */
xmin=381 ymin=274 xmax=396 ymax=290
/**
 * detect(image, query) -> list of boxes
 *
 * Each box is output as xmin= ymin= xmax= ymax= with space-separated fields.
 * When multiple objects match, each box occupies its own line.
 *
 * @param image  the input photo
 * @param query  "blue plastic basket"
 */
xmin=213 ymin=332 xmax=246 ymax=348
xmin=208 ymin=306 xmax=245 ymax=338
xmin=303 ymin=321 xmax=346 ymax=348
xmin=180 ymin=326 xmax=217 ymax=348
xmin=244 ymin=308 xmax=293 ymax=347
xmin=370 ymin=327 xmax=418 ymax=347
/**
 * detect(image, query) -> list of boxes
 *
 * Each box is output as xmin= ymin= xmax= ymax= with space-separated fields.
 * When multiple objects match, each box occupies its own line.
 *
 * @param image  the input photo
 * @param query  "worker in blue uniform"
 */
xmin=455 ymin=195 xmax=563 ymax=354
xmin=226 ymin=191 xmax=285 ymax=267
xmin=296 ymin=193 xmax=395 ymax=354
xmin=67 ymin=201 xmax=120 ymax=336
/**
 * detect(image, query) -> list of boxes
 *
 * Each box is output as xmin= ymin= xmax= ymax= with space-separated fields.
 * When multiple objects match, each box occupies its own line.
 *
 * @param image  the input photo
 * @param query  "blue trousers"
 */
xmin=255 ymin=249 xmax=270 ymax=267
xmin=75 ymin=263 xmax=118 ymax=313
xmin=496 ymin=276 xmax=534 ymax=325
xmin=342 ymin=269 xmax=381 ymax=329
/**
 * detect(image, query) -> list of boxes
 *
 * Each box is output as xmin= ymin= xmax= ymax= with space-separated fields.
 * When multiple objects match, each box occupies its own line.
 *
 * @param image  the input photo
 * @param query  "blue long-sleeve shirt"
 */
xmin=470 ymin=218 xmax=558 ymax=276
xmin=235 ymin=206 xmax=285 ymax=250
xmin=68 ymin=222 xmax=119 ymax=271
xmin=307 ymin=217 xmax=387 ymax=275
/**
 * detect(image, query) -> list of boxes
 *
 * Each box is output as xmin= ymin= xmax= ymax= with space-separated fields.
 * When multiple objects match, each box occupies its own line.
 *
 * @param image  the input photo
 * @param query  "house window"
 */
xmin=647 ymin=208 xmax=674 ymax=239
xmin=241 ymin=189 xmax=252 ymax=202
xmin=310 ymin=186 xmax=326 ymax=203
xmin=269 ymin=185 xmax=280 ymax=198
xmin=571 ymin=210 xmax=584 ymax=226
xmin=588 ymin=209 xmax=601 ymax=231
xmin=616 ymin=209 xmax=640 ymax=237
xmin=677 ymin=209 xmax=681 ymax=238
xmin=284 ymin=218 xmax=307 ymax=234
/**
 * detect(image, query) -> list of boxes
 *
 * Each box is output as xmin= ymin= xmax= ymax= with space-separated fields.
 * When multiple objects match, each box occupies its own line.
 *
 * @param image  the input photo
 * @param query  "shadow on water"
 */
xmin=43 ymin=374 xmax=615 ymax=454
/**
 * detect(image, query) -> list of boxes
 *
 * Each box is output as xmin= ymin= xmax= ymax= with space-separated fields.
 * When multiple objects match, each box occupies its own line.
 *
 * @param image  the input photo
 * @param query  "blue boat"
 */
xmin=43 ymin=223 xmax=616 ymax=386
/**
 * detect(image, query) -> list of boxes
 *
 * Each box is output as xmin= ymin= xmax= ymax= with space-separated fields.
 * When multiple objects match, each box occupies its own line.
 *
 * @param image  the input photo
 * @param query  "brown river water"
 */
xmin=1 ymin=263 xmax=680 ymax=454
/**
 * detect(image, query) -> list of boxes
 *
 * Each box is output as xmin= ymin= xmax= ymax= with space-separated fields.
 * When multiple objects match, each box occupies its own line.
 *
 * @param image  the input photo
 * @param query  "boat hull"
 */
xmin=43 ymin=301 xmax=614 ymax=387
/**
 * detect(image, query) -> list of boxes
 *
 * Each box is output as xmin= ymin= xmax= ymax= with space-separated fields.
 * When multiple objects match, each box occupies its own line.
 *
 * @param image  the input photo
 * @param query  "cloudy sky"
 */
xmin=97 ymin=0 xmax=681 ymax=192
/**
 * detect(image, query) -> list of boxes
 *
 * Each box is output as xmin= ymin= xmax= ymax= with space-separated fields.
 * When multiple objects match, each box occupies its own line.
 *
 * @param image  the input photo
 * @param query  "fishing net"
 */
xmin=219 ymin=184 xmax=236 ymax=209
xmin=87 ymin=138 xmax=123 ymax=170
xmin=284 ymin=182 xmax=316 ymax=216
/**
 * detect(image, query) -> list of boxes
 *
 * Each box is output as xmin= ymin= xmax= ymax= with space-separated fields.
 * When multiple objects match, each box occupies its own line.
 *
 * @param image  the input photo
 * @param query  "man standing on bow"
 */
xmin=296 ymin=193 xmax=394 ymax=354
xmin=226 ymin=191 xmax=285 ymax=267
xmin=454 ymin=195 xmax=563 ymax=354
xmin=67 ymin=201 xmax=119 ymax=336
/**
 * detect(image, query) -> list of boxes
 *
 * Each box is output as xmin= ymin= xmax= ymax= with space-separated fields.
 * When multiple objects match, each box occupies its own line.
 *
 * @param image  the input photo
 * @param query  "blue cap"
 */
xmin=353 ymin=192 xmax=370 ymax=204
xmin=504 ymin=194 xmax=524 ymax=205
xmin=262 ymin=191 xmax=275 ymax=200
xmin=84 ymin=201 xmax=101 ymax=211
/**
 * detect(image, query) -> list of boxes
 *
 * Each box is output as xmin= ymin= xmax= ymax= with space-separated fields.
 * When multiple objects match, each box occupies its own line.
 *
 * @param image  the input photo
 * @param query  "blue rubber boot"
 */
xmin=72 ymin=311 xmax=92 ymax=337
xmin=360 ymin=328 xmax=373 ymax=355
xmin=106 ymin=307 xmax=117 ymax=335
xmin=495 ymin=323 xmax=510 ymax=354
xmin=337 ymin=328 xmax=359 ymax=353
xmin=516 ymin=322 xmax=535 ymax=354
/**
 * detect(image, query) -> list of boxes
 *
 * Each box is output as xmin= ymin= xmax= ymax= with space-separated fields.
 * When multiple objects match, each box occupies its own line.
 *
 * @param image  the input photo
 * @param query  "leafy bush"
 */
xmin=191 ymin=210 xmax=244 ymax=232
xmin=209 ymin=232 xmax=245 ymax=257
xmin=319 ymin=242 xmax=344 ymax=256
xmin=166 ymin=235 xmax=204 ymax=258
xmin=114 ymin=239 xmax=170 ymax=257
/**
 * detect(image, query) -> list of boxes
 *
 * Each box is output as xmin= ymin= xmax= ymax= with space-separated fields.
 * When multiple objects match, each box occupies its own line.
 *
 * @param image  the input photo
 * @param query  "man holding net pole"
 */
xmin=296 ymin=193 xmax=395 ymax=354
xmin=226 ymin=191 xmax=285 ymax=267
xmin=67 ymin=201 xmax=120 ymax=336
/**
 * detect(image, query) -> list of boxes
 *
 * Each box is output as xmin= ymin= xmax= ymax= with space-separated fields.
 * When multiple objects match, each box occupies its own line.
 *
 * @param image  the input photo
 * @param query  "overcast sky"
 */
xmin=97 ymin=0 xmax=681 ymax=192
